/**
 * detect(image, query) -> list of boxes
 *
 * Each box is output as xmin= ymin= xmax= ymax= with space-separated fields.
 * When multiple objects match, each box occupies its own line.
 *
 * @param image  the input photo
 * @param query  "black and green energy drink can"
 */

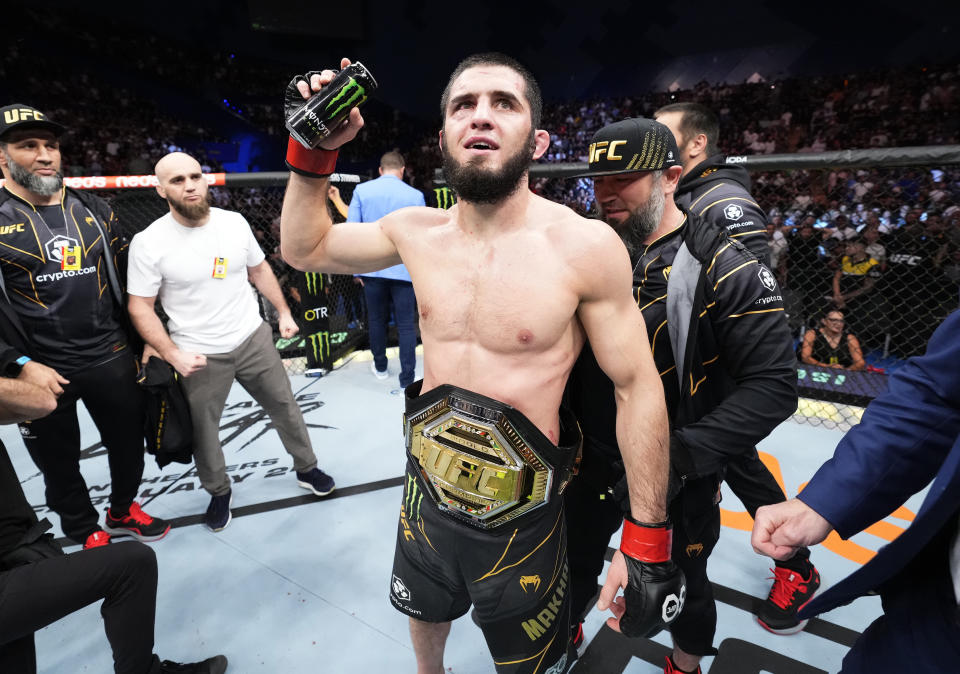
xmin=287 ymin=62 xmax=378 ymax=148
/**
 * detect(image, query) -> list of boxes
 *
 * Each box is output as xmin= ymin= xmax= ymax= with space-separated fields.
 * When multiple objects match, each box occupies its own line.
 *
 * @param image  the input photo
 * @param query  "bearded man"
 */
xmin=280 ymin=54 xmax=684 ymax=674
xmin=563 ymin=118 xmax=803 ymax=674
xmin=126 ymin=152 xmax=336 ymax=533
xmin=0 ymin=103 xmax=170 ymax=550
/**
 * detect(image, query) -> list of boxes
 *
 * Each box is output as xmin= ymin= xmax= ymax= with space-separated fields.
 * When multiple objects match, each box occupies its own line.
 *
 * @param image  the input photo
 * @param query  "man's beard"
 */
xmin=3 ymin=152 xmax=63 ymax=197
xmin=441 ymin=131 xmax=534 ymax=205
xmin=168 ymin=192 xmax=211 ymax=221
xmin=601 ymin=180 xmax=665 ymax=258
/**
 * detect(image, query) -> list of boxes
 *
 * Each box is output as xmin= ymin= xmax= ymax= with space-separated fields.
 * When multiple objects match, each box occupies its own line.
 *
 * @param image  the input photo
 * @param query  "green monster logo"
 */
xmin=325 ymin=77 xmax=367 ymax=120
xmin=304 ymin=272 xmax=324 ymax=296
xmin=307 ymin=331 xmax=331 ymax=363
xmin=433 ymin=186 xmax=456 ymax=209
xmin=405 ymin=474 xmax=424 ymax=521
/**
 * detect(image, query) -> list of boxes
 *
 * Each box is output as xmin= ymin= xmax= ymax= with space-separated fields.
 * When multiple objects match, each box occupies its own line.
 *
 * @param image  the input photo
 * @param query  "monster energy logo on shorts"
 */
xmin=433 ymin=186 xmax=456 ymax=209
xmin=405 ymin=474 xmax=424 ymax=521
xmin=307 ymin=332 xmax=331 ymax=362
xmin=326 ymin=78 xmax=367 ymax=120
xmin=304 ymin=272 xmax=323 ymax=295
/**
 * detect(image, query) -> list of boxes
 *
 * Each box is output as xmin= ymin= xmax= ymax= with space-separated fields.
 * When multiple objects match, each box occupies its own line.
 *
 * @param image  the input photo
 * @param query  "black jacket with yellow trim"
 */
xmin=0 ymin=186 xmax=133 ymax=376
xmin=674 ymin=154 xmax=770 ymax=265
xmin=568 ymin=208 xmax=797 ymax=482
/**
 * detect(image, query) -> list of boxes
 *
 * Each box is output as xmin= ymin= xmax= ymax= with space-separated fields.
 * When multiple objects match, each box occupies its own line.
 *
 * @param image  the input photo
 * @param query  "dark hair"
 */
xmin=440 ymin=52 xmax=542 ymax=129
xmin=380 ymin=151 xmax=404 ymax=170
xmin=654 ymin=102 xmax=719 ymax=156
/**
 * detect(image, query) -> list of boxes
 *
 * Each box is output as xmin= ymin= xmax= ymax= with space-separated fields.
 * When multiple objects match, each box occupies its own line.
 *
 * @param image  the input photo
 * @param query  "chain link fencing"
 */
xmin=531 ymin=146 xmax=960 ymax=430
xmin=86 ymin=146 xmax=959 ymax=429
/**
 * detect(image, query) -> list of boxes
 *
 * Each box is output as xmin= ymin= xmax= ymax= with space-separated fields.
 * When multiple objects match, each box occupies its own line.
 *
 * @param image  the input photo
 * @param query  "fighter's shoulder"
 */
xmin=379 ymin=205 xmax=448 ymax=231
xmin=540 ymin=198 xmax=618 ymax=252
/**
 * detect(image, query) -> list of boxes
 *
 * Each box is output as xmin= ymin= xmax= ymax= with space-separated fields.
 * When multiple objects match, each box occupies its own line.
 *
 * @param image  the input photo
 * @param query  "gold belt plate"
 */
xmin=405 ymin=398 xmax=553 ymax=529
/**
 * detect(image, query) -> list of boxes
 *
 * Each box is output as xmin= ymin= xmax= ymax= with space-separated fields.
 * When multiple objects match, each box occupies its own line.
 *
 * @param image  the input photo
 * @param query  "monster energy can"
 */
xmin=286 ymin=62 xmax=378 ymax=149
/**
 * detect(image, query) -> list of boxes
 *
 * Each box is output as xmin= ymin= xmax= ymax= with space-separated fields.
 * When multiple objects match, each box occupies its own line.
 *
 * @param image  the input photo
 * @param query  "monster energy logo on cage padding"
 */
xmin=404 ymin=384 xmax=581 ymax=530
xmin=307 ymin=332 xmax=332 ymax=363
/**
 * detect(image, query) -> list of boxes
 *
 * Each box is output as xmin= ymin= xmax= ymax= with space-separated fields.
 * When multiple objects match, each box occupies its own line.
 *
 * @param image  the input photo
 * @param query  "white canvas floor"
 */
xmin=3 ymin=350 xmax=926 ymax=673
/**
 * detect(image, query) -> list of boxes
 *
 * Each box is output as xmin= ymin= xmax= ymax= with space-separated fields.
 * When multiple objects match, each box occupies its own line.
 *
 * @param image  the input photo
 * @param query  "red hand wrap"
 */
xmin=286 ymin=137 xmax=338 ymax=177
xmin=620 ymin=518 xmax=672 ymax=563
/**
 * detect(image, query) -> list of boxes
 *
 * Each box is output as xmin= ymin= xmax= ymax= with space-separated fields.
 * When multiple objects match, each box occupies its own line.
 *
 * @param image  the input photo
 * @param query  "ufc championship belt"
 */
xmin=404 ymin=383 xmax=582 ymax=530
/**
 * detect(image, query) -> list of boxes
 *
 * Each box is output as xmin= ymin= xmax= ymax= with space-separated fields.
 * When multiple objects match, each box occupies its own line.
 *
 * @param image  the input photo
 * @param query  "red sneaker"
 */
xmin=664 ymin=656 xmax=702 ymax=673
xmin=757 ymin=556 xmax=821 ymax=635
xmin=104 ymin=502 xmax=171 ymax=542
xmin=83 ymin=530 xmax=111 ymax=549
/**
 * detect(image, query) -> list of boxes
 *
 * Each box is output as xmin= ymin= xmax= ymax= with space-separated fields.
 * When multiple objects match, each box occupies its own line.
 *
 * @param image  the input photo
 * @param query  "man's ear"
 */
xmin=532 ymin=129 xmax=550 ymax=161
xmin=688 ymin=132 xmax=708 ymax=160
xmin=661 ymin=165 xmax=684 ymax=196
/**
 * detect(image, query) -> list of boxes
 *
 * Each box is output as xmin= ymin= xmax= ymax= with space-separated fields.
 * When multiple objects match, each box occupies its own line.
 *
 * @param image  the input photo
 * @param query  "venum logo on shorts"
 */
xmin=662 ymin=584 xmax=686 ymax=624
xmin=391 ymin=574 xmax=411 ymax=601
xmin=757 ymin=267 xmax=777 ymax=292
xmin=520 ymin=563 xmax=568 ymax=641
xmin=724 ymin=204 xmax=744 ymax=220
xmin=519 ymin=575 xmax=541 ymax=593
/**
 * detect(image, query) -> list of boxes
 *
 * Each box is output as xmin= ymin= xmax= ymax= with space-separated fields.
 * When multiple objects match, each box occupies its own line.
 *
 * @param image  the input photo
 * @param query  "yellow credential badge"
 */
xmin=61 ymin=246 xmax=81 ymax=271
xmin=212 ymin=257 xmax=228 ymax=279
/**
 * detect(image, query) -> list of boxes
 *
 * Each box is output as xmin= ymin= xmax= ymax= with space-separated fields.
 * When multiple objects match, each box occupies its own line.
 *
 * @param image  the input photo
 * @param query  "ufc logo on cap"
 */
xmin=3 ymin=108 xmax=45 ymax=124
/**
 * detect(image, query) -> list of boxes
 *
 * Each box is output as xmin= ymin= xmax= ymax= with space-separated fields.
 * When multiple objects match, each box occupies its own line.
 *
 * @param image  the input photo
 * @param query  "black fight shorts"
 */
xmin=391 ymin=462 xmax=573 ymax=673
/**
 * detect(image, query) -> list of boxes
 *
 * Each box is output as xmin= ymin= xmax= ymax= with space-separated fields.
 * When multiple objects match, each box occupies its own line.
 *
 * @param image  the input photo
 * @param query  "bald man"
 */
xmin=126 ymin=153 xmax=336 ymax=532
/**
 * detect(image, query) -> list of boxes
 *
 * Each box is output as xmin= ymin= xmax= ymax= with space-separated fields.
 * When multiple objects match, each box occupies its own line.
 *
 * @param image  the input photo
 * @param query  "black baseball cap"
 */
xmin=573 ymin=117 xmax=680 ymax=178
xmin=0 ymin=104 xmax=66 ymax=141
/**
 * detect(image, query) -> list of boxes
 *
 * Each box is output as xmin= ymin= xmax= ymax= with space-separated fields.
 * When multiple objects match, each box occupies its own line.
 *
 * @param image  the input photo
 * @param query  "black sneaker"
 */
xmin=204 ymin=492 xmax=233 ymax=532
xmin=296 ymin=468 xmax=336 ymax=496
xmin=104 ymin=502 xmax=171 ymax=542
xmin=757 ymin=549 xmax=821 ymax=635
xmin=159 ymin=654 xmax=228 ymax=673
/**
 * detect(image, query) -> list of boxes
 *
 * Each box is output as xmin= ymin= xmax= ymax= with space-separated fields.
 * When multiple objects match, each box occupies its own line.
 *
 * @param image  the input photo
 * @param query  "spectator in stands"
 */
xmin=348 ymin=151 xmax=425 ymax=389
xmin=799 ymin=307 xmax=866 ymax=370
xmin=766 ymin=221 xmax=789 ymax=278
xmin=783 ymin=218 xmax=829 ymax=322
xmin=862 ymin=220 xmax=887 ymax=269
xmin=833 ymin=238 xmax=883 ymax=340
xmin=126 ymin=152 xmax=336 ymax=533
xmin=831 ymin=213 xmax=858 ymax=241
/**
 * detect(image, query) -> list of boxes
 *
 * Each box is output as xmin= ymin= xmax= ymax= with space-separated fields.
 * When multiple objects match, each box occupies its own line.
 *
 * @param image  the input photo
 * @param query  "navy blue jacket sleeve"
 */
xmin=799 ymin=311 xmax=960 ymax=538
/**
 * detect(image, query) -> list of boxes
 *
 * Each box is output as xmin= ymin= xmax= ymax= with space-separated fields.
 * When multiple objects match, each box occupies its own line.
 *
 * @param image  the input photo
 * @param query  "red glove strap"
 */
xmin=286 ymin=137 xmax=338 ymax=177
xmin=620 ymin=519 xmax=672 ymax=563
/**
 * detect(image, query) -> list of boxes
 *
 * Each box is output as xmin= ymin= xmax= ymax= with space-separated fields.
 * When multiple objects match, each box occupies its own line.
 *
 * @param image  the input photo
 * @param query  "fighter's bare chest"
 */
xmin=410 ymin=248 xmax=576 ymax=348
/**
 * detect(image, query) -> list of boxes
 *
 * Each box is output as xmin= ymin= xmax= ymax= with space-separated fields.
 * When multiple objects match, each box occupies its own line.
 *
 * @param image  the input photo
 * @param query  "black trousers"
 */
xmin=722 ymin=448 xmax=786 ymax=518
xmin=0 ymin=541 xmax=159 ymax=674
xmin=19 ymin=355 xmax=146 ymax=543
xmin=565 ymin=445 xmax=721 ymax=656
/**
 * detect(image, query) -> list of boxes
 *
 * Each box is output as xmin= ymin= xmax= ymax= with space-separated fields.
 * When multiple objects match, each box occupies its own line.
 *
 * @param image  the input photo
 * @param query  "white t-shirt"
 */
xmin=127 ymin=208 xmax=266 ymax=354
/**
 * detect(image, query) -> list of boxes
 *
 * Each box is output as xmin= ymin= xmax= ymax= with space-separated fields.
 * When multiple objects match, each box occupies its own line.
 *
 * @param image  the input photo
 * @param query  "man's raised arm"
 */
xmin=279 ymin=60 xmax=400 ymax=274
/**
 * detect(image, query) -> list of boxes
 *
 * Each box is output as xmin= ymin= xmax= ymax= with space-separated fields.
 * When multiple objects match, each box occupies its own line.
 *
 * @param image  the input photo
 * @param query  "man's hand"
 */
xmin=169 ymin=350 xmax=207 ymax=378
xmin=19 ymin=361 xmax=69 ymax=397
xmin=597 ymin=520 xmax=685 ymax=637
xmin=288 ymin=59 xmax=365 ymax=151
xmin=141 ymin=343 xmax=161 ymax=365
xmin=751 ymin=498 xmax=833 ymax=560
xmin=278 ymin=313 xmax=300 ymax=339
